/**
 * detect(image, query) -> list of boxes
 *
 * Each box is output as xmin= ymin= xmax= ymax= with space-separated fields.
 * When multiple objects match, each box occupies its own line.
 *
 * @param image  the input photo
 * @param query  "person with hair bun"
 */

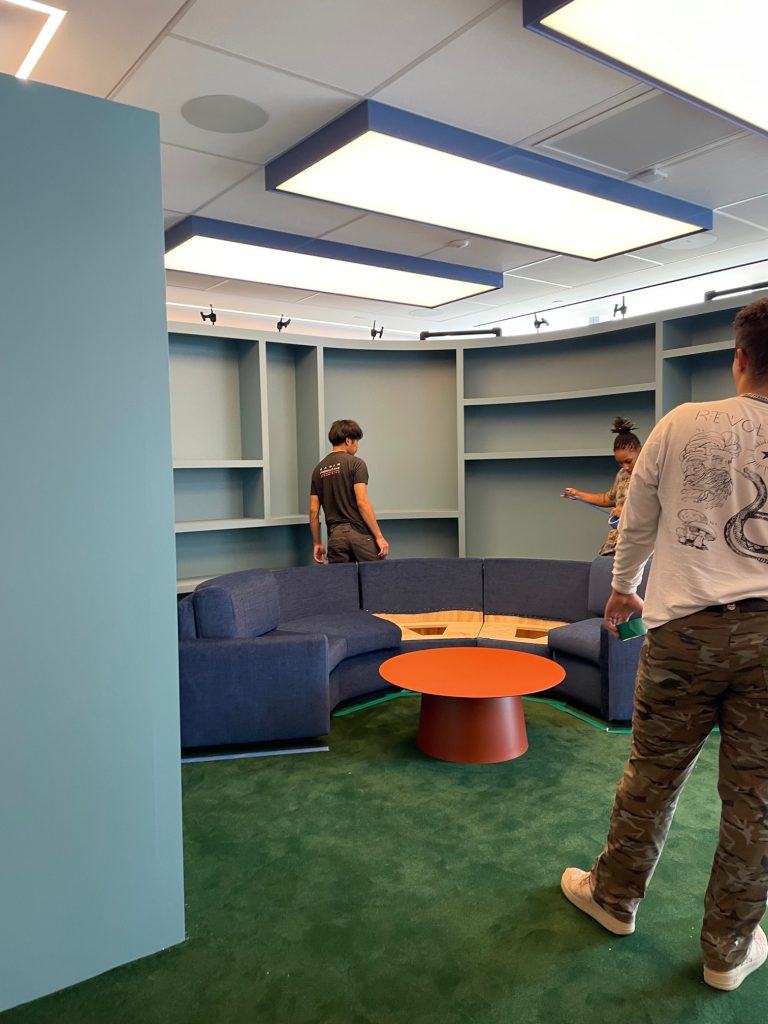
xmin=562 ymin=416 xmax=643 ymax=555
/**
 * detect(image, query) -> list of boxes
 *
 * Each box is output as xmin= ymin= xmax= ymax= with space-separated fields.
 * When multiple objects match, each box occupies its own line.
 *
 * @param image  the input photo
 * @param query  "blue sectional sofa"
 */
xmin=177 ymin=555 xmax=649 ymax=748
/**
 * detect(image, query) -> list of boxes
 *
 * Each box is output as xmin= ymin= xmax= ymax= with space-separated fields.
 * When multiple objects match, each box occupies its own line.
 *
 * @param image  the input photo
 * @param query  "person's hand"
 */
xmin=313 ymin=543 xmax=326 ymax=564
xmin=611 ymin=505 xmax=622 ymax=518
xmin=604 ymin=589 xmax=644 ymax=637
xmin=562 ymin=487 xmax=579 ymax=500
xmin=375 ymin=535 xmax=389 ymax=559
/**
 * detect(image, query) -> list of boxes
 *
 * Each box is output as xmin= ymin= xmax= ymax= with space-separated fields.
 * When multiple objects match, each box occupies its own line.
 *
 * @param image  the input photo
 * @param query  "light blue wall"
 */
xmin=0 ymin=74 xmax=184 ymax=1010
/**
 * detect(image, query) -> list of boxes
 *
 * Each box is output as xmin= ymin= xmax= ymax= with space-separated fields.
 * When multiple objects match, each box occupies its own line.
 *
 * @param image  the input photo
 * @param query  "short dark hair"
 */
xmin=611 ymin=416 xmax=642 ymax=452
xmin=328 ymin=419 xmax=363 ymax=445
xmin=734 ymin=296 xmax=768 ymax=384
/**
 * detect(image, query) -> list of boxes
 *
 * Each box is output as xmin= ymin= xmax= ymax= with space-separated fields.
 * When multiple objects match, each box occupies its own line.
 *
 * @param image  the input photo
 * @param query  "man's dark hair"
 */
xmin=734 ymin=296 xmax=768 ymax=384
xmin=328 ymin=419 xmax=363 ymax=445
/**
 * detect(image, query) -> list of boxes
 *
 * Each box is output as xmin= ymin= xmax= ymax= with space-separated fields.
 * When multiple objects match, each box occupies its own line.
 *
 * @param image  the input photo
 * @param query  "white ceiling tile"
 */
xmin=198 ymin=169 xmax=358 ymax=235
xmin=163 ymin=211 xmax=185 ymax=231
xmin=27 ymin=0 xmax=183 ymax=97
xmin=205 ymin=280 xmax=319 ymax=305
xmin=375 ymin=2 xmax=635 ymax=144
xmin=114 ymin=36 xmax=354 ymax=163
xmin=160 ymin=144 xmax=255 ymax=213
xmin=640 ymin=135 xmax=768 ymax=209
xmin=166 ymin=270 xmax=228 ymax=291
xmin=506 ymin=253 xmax=658 ymax=288
xmin=719 ymin=195 xmax=768 ymax=231
xmin=539 ymin=92 xmax=741 ymax=176
xmin=634 ymin=211 xmax=768 ymax=264
xmin=173 ymin=0 xmax=502 ymax=95
xmin=323 ymin=213 xmax=555 ymax=270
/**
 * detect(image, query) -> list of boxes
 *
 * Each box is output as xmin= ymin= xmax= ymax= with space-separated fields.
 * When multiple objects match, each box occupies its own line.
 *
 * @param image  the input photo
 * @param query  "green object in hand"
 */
xmin=617 ymin=618 xmax=648 ymax=641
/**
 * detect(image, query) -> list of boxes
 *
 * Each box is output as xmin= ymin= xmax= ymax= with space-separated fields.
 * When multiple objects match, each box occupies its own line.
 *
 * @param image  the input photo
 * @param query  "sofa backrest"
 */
xmin=483 ymin=558 xmax=590 ymax=622
xmin=193 ymin=569 xmax=279 ymax=638
xmin=359 ymin=558 xmax=483 ymax=613
xmin=272 ymin=564 xmax=360 ymax=621
xmin=177 ymin=594 xmax=197 ymax=639
xmin=588 ymin=555 xmax=652 ymax=616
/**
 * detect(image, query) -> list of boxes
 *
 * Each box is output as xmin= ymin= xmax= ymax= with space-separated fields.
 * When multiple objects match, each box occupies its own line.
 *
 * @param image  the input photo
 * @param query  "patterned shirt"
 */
xmin=597 ymin=469 xmax=632 ymax=556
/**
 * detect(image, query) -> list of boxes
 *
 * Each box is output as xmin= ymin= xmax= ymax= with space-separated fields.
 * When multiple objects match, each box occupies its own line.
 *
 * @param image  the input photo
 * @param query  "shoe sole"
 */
xmin=704 ymin=929 xmax=768 ymax=991
xmin=560 ymin=872 xmax=635 ymax=936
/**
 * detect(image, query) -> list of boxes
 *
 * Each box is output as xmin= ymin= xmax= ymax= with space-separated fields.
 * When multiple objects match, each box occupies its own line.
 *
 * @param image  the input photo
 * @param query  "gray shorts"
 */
xmin=327 ymin=523 xmax=379 ymax=562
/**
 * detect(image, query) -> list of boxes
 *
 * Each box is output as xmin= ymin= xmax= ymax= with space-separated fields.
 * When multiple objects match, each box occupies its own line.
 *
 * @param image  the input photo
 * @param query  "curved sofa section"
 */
xmin=177 ymin=556 xmax=650 ymax=748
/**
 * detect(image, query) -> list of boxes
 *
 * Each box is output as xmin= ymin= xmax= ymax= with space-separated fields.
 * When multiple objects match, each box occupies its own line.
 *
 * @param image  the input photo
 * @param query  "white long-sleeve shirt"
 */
xmin=612 ymin=392 xmax=768 ymax=628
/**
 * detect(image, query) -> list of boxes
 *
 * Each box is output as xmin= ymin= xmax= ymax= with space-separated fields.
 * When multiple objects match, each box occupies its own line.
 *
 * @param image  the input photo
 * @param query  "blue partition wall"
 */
xmin=0 ymin=74 xmax=185 ymax=1010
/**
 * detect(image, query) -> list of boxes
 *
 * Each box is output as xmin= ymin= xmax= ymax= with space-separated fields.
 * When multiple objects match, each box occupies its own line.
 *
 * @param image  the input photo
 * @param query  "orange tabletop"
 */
xmin=379 ymin=647 xmax=564 ymax=698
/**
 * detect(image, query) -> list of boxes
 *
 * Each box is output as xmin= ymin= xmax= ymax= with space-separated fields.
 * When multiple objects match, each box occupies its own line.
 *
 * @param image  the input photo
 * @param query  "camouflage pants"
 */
xmin=591 ymin=605 xmax=768 ymax=970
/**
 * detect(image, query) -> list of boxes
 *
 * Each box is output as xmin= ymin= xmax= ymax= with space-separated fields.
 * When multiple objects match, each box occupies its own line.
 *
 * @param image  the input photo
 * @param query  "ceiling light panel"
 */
xmin=164 ymin=218 xmax=502 ymax=308
xmin=265 ymin=101 xmax=712 ymax=260
xmin=2 ymin=0 xmax=66 ymax=79
xmin=524 ymin=0 xmax=768 ymax=136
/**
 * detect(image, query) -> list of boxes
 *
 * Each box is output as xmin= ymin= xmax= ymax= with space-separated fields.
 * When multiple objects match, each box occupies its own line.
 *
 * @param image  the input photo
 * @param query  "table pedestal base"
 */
xmin=417 ymin=693 xmax=528 ymax=764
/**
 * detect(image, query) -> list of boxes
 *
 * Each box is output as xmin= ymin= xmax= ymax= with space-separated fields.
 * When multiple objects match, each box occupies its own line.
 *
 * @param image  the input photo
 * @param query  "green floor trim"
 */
xmin=331 ymin=690 xmax=417 ymax=717
xmin=522 ymin=696 xmax=632 ymax=734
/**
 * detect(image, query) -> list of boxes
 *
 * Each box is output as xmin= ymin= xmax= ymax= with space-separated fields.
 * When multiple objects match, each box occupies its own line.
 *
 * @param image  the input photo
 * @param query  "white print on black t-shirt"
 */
xmin=319 ymin=462 xmax=342 ymax=478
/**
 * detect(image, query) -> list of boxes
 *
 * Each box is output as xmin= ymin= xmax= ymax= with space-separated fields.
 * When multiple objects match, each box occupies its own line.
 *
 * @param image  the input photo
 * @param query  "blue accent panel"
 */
xmin=165 ymin=215 xmax=502 ymax=291
xmin=264 ymin=99 xmax=712 ymax=235
xmin=0 ymin=73 xmax=184 ymax=1010
xmin=523 ymin=1 xmax=768 ymax=140
xmin=264 ymin=101 xmax=372 ymax=191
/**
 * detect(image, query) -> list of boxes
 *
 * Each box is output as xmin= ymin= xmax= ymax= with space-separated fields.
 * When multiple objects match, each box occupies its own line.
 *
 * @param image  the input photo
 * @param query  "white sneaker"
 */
xmin=560 ymin=867 xmax=635 ymax=936
xmin=704 ymin=926 xmax=768 ymax=991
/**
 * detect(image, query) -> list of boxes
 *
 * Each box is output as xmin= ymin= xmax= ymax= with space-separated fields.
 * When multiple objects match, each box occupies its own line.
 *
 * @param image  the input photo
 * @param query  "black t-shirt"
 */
xmin=310 ymin=451 xmax=371 ymax=535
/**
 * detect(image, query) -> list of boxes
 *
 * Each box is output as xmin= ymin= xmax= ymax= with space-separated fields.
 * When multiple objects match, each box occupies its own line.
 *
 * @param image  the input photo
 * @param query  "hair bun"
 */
xmin=611 ymin=416 xmax=637 ymax=435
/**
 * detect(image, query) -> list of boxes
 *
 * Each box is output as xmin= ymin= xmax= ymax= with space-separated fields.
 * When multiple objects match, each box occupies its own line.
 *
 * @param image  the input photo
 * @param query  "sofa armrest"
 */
xmin=599 ymin=624 xmax=645 ymax=722
xmin=179 ymin=632 xmax=332 ymax=747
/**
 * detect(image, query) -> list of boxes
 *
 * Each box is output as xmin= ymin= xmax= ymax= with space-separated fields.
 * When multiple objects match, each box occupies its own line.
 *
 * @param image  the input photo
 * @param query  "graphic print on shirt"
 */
xmin=676 ymin=509 xmax=716 ymax=550
xmin=724 ymin=440 xmax=768 ymax=564
xmin=680 ymin=430 xmax=740 ymax=507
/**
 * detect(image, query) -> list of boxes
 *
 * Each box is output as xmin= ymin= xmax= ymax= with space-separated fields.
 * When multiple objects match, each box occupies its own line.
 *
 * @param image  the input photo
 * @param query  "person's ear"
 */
xmin=734 ymin=346 xmax=748 ymax=373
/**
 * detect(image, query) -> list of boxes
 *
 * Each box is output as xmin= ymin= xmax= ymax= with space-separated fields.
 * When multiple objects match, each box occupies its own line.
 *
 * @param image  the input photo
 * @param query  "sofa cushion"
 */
xmin=279 ymin=611 xmax=400 ymax=659
xmin=359 ymin=558 xmax=483 ymax=613
xmin=193 ymin=570 xmax=280 ymax=638
xmin=273 ymin=563 xmax=360 ymax=621
xmin=177 ymin=595 xmax=197 ymax=639
xmin=547 ymin=618 xmax=602 ymax=662
xmin=483 ymin=558 xmax=590 ymax=623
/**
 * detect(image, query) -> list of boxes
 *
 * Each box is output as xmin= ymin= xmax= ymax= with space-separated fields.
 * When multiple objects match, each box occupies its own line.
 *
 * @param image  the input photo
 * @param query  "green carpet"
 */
xmin=5 ymin=696 xmax=767 ymax=1024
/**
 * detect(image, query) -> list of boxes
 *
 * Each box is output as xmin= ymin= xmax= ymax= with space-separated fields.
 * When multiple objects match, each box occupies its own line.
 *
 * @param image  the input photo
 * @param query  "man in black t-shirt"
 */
xmin=309 ymin=419 xmax=389 ymax=563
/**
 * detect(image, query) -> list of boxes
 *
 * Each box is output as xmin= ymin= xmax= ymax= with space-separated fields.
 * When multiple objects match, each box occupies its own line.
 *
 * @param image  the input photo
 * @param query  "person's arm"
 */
xmin=353 ymin=482 xmax=389 ymax=558
xmin=562 ymin=487 xmax=613 ymax=506
xmin=309 ymin=494 xmax=326 ymax=564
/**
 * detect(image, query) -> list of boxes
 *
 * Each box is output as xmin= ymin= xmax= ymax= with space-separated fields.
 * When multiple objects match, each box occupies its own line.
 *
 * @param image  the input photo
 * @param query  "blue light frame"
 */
xmin=164 ymin=216 xmax=503 ymax=308
xmin=523 ymin=0 xmax=768 ymax=139
xmin=264 ymin=99 xmax=712 ymax=260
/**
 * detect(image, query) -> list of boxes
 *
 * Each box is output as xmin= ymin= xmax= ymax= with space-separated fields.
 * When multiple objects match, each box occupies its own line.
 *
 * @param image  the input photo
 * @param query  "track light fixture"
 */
xmin=200 ymin=304 xmax=217 ymax=325
xmin=277 ymin=315 xmax=291 ymax=332
xmin=613 ymin=296 xmax=627 ymax=318
xmin=370 ymin=321 xmax=384 ymax=340
xmin=533 ymin=313 xmax=549 ymax=332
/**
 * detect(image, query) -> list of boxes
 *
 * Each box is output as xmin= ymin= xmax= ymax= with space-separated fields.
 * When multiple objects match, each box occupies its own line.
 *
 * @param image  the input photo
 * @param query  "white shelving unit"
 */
xmin=168 ymin=288 xmax=765 ymax=582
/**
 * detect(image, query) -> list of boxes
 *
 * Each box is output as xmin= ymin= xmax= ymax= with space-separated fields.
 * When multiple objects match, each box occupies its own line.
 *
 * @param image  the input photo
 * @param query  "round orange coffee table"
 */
xmin=379 ymin=647 xmax=565 ymax=764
